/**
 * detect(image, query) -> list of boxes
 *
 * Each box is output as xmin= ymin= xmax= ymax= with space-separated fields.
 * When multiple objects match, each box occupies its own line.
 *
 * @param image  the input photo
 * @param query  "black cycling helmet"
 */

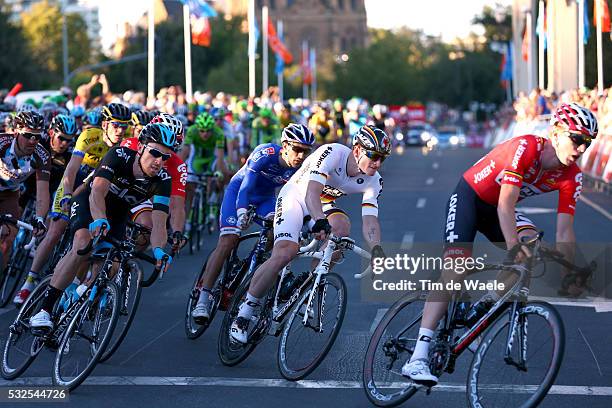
xmin=138 ymin=123 xmax=178 ymax=152
xmin=13 ymin=111 xmax=45 ymax=132
xmin=50 ymin=114 xmax=78 ymax=136
xmin=131 ymin=110 xmax=155 ymax=127
xmin=101 ymin=103 xmax=131 ymax=123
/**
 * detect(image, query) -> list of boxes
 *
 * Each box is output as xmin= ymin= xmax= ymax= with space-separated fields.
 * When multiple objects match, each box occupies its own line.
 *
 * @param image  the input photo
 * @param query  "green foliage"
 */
xmin=20 ymin=0 xmax=91 ymax=88
xmin=0 ymin=1 xmax=43 ymax=89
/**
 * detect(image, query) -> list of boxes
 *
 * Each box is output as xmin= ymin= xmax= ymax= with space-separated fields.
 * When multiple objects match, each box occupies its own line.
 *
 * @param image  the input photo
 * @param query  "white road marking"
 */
xmin=515 ymin=207 xmax=555 ymax=214
xmin=580 ymin=195 xmax=612 ymax=221
xmin=2 ymin=376 xmax=612 ymax=395
xmin=400 ymin=232 xmax=415 ymax=250
xmin=425 ymin=177 xmax=434 ymax=185
xmin=432 ymin=162 xmax=439 ymax=169
xmin=369 ymin=308 xmax=388 ymax=334
xmin=416 ymin=198 xmax=426 ymax=208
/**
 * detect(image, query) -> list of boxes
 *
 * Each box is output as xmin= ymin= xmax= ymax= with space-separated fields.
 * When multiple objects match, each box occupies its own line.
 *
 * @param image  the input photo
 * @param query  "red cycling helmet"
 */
xmin=550 ymin=102 xmax=598 ymax=138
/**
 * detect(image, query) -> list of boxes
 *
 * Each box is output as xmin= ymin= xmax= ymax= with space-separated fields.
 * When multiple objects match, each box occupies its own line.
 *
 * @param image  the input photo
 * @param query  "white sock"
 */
xmin=197 ymin=288 xmax=212 ymax=305
xmin=237 ymin=292 xmax=263 ymax=320
xmin=410 ymin=328 xmax=435 ymax=363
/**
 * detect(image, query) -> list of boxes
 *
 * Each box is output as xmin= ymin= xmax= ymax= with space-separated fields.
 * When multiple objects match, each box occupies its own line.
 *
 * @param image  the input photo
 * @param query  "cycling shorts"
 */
xmin=219 ymin=180 xmax=275 ymax=236
xmin=443 ymin=178 xmax=537 ymax=258
xmin=51 ymin=167 xmax=91 ymax=221
xmin=69 ymin=191 xmax=128 ymax=241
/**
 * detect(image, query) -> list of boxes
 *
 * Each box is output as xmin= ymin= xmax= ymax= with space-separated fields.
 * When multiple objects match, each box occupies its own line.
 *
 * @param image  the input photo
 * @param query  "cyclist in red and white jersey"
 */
xmin=403 ymin=102 xmax=599 ymax=385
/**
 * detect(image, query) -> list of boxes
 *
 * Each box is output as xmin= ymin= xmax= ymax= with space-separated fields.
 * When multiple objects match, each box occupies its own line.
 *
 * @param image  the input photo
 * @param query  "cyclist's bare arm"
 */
xmin=35 ymin=179 xmax=50 ymax=219
xmin=215 ymin=147 xmax=230 ymax=177
xmin=178 ymin=144 xmax=191 ymax=162
xmin=362 ymin=215 xmax=381 ymax=249
xmin=151 ymin=209 xmax=169 ymax=250
xmin=170 ymin=196 xmax=186 ymax=233
xmin=63 ymin=155 xmax=84 ymax=195
xmin=89 ymin=177 xmax=110 ymax=221
xmin=497 ymin=183 xmax=520 ymax=249
xmin=556 ymin=213 xmax=577 ymax=272
xmin=305 ymin=180 xmax=325 ymax=221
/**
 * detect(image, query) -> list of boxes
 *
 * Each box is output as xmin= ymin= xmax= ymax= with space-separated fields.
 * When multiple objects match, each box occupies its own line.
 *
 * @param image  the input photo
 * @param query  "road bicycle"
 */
xmin=362 ymin=232 xmax=597 ymax=407
xmin=185 ymin=206 xmax=273 ymax=339
xmin=218 ymin=233 xmax=371 ymax=381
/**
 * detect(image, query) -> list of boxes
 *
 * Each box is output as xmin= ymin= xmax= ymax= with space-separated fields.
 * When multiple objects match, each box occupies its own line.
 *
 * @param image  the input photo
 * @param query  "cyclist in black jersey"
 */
xmin=29 ymin=123 xmax=177 ymax=332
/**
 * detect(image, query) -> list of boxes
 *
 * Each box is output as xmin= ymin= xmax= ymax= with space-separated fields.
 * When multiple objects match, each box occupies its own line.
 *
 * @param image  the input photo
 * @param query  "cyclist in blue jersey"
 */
xmin=191 ymin=124 xmax=315 ymax=323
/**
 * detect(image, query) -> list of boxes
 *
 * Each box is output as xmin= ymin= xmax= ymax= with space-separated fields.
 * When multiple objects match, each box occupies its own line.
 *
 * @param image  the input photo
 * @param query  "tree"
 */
xmin=0 ymin=1 xmax=44 ymax=89
xmin=20 ymin=0 xmax=91 ymax=87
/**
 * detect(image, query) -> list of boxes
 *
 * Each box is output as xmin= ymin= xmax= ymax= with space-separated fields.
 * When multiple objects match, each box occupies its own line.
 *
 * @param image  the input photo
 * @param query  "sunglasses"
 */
xmin=110 ymin=121 xmax=128 ymax=129
xmin=57 ymin=135 xmax=74 ymax=143
xmin=146 ymin=145 xmax=171 ymax=161
xmin=566 ymin=132 xmax=592 ymax=149
xmin=289 ymin=144 xmax=311 ymax=154
xmin=19 ymin=131 xmax=42 ymax=141
xmin=363 ymin=149 xmax=388 ymax=163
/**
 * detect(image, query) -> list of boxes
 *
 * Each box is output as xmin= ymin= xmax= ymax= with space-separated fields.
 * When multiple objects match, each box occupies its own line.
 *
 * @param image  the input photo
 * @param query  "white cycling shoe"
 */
xmin=230 ymin=316 xmax=250 ymax=343
xmin=29 ymin=310 xmax=53 ymax=333
xmin=401 ymin=359 xmax=438 ymax=385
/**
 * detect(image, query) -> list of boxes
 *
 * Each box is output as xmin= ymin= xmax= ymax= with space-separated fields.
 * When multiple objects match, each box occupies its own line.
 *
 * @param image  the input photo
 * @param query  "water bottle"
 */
xmin=465 ymin=295 xmax=496 ymax=327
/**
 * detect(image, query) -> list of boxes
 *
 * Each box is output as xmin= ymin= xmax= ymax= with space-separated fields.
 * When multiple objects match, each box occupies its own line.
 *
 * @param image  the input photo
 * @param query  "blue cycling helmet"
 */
xmin=84 ymin=109 xmax=102 ymax=127
xmin=281 ymin=123 xmax=315 ymax=146
xmin=139 ymin=123 xmax=177 ymax=152
xmin=71 ymin=105 xmax=86 ymax=118
xmin=50 ymin=114 xmax=78 ymax=136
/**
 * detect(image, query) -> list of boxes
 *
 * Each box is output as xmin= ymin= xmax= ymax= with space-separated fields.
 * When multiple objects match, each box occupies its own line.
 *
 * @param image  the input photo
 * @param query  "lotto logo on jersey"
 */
xmin=502 ymin=174 xmax=520 ymax=184
xmin=178 ymin=163 xmax=187 ymax=186
xmin=511 ymin=143 xmax=527 ymax=170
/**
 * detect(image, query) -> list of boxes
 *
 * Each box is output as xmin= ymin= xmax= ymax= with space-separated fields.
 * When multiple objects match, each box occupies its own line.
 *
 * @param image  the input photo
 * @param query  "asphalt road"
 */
xmin=1 ymin=145 xmax=611 ymax=408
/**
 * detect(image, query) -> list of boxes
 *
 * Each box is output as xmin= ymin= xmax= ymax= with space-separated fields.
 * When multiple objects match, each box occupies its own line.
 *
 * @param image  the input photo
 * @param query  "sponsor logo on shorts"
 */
xmin=70 ymin=201 xmax=79 ymax=219
xmin=445 ymin=193 xmax=459 ymax=243
xmin=227 ymin=216 xmax=237 ymax=225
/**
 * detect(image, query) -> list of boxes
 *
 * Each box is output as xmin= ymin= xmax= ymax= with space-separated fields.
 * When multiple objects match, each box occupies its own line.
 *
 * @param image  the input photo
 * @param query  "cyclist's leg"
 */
xmin=0 ymin=191 xmax=21 ymax=270
xmin=130 ymin=201 xmax=153 ymax=252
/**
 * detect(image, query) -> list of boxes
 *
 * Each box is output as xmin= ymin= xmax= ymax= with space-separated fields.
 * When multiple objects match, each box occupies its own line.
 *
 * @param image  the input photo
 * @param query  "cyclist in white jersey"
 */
xmin=230 ymin=126 xmax=392 ymax=343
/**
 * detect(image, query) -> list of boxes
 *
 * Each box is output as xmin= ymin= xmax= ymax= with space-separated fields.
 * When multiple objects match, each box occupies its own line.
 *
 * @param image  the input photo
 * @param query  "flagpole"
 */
xmin=277 ymin=20 xmax=284 ymax=102
xmin=302 ymin=40 xmax=308 ymax=100
xmin=538 ymin=0 xmax=545 ymax=89
xmin=183 ymin=3 xmax=193 ymax=102
xmin=546 ymin=6 xmax=553 ymax=91
xmin=596 ymin=0 xmax=604 ymax=94
xmin=526 ymin=10 xmax=533 ymax=91
xmin=148 ymin=0 xmax=155 ymax=101
xmin=248 ymin=0 xmax=256 ymax=98
xmin=262 ymin=6 xmax=269 ymax=97
xmin=578 ymin=0 xmax=585 ymax=89
xmin=310 ymin=47 xmax=317 ymax=101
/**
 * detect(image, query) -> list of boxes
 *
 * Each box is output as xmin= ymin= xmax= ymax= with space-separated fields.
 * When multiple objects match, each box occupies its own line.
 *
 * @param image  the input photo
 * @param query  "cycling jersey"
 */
xmin=0 ymin=134 xmax=50 ymax=192
xmin=273 ymin=143 xmax=383 ymax=243
xmin=219 ymin=143 xmax=296 ymax=235
xmin=250 ymin=117 xmax=280 ymax=149
xmin=72 ymin=127 xmax=111 ymax=170
xmin=85 ymin=146 xmax=171 ymax=213
xmin=184 ymin=124 xmax=225 ymax=173
xmin=463 ymin=135 xmax=582 ymax=215
xmin=121 ymin=137 xmax=187 ymax=198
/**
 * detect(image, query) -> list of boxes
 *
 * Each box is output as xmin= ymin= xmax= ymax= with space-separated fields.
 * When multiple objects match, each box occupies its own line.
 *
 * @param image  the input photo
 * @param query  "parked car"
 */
xmin=435 ymin=125 xmax=466 ymax=148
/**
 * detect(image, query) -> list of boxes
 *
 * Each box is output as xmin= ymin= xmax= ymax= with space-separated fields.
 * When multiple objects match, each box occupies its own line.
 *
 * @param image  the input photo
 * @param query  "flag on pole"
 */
xmin=181 ymin=0 xmax=218 ymax=18
xmin=594 ymin=0 xmax=611 ymax=33
xmin=267 ymin=20 xmax=293 ymax=64
xmin=500 ymin=42 xmax=513 ymax=88
xmin=191 ymin=16 xmax=211 ymax=46
xmin=522 ymin=17 xmax=531 ymax=61
xmin=248 ymin=18 xmax=260 ymax=57
xmin=302 ymin=44 xmax=312 ymax=85
xmin=536 ymin=6 xmax=547 ymax=50
xmin=584 ymin=0 xmax=591 ymax=43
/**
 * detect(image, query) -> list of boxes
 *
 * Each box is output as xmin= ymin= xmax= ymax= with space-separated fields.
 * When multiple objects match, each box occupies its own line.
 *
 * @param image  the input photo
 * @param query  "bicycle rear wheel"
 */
xmin=0 ymin=245 xmax=30 ymax=307
xmin=189 ymin=190 xmax=201 ymax=255
xmin=278 ymin=273 xmax=347 ymax=381
xmin=1 ymin=276 xmax=51 ymax=380
xmin=217 ymin=274 xmax=262 ymax=366
xmin=362 ymin=291 xmax=426 ymax=407
xmin=467 ymin=301 xmax=565 ymax=408
xmin=53 ymin=281 xmax=120 ymax=391
xmin=99 ymin=262 xmax=143 ymax=362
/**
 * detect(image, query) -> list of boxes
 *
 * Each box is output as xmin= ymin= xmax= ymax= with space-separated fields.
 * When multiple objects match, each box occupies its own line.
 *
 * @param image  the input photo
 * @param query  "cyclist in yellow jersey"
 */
xmin=14 ymin=103 xmax=130 ymax=305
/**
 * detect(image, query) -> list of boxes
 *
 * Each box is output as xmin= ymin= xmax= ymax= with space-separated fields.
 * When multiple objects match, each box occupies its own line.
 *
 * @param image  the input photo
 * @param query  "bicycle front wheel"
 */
xmin=99 ymin=262 xmax=143 ymax=362
xmin=53 ymin=281 xmax=120 ymax=391
xmin=278 ymin=273 xmax=347 ymax=381
xmin=467 ymin=301 xmax=565 ymax=408
xmin=362 ymin=291 xmax=427 ymax=407
xmin=1 ymin=276 xmax=51 ymax=380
